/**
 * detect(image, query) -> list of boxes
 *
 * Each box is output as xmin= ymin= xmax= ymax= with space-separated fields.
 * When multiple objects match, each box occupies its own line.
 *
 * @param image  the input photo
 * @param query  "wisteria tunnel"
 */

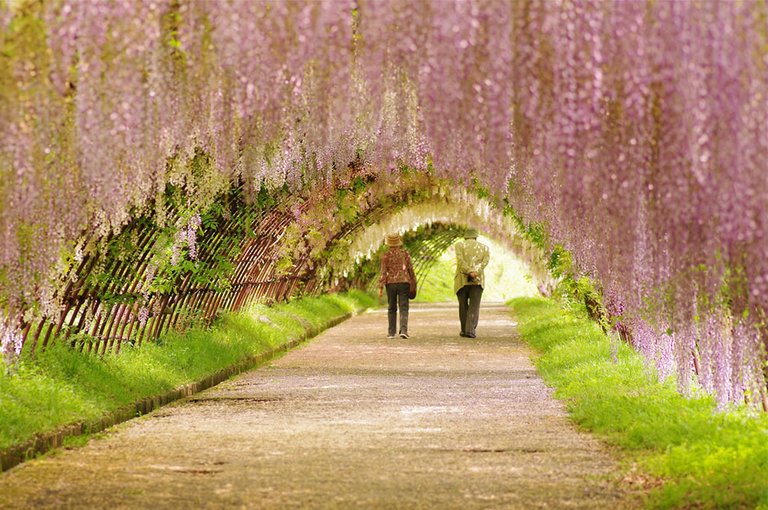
xmin=2 ymin=0 xmax=768 ymax=406
xmin=15 ymin=173 xmax=544 ymax=358
xmin=2 ymin=0 xmax=768 ymax=506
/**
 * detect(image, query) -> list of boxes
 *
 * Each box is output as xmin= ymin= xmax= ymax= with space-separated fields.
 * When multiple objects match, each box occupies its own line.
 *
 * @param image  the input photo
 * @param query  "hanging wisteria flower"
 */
xmin=1 ymin=321 xmax=23 ymax=365
xmin=187 ymin=213 xmax=202 ymax=261
xmin=137 ymin=306 xmax=149 ymax=329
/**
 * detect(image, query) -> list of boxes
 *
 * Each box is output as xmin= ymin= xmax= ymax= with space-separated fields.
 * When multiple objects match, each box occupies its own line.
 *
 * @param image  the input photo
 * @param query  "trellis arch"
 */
xmin=19 ymin=172 xmax=544 ymax=358
xmin=328 ymin=194 xmax=552 ymax=294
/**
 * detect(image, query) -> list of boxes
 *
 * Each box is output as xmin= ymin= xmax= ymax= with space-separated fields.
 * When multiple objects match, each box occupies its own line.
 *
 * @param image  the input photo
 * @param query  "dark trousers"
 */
xmin=386 ymin=282 xmax=410 ymax=335
xmin=457 ymin=285 xmax=483 ymax=336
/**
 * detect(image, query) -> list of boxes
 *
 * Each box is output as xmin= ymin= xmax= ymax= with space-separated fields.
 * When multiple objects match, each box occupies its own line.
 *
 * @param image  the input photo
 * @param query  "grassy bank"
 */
xmin=0 ymin=291 xmax=375 ymax=456
xmin=508 ymin=296 xmax=768 ymax=509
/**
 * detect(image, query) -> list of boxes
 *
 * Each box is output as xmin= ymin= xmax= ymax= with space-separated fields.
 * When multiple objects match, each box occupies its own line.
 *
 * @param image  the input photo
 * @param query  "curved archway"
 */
xmin=342 ymin=221 xmax=538 ymax=303
xmin=18 ymin=172 xmax=547 ymax=357
xmin=323 ymin=193 xmax=550 ymax=293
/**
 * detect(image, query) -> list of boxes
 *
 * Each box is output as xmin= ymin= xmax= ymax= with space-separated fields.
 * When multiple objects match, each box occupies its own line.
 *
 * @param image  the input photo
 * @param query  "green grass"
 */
xmin=508 ymin=296 xmax=768 ymax=509
xmin=0 ymin=291 xmax=375 ymax=454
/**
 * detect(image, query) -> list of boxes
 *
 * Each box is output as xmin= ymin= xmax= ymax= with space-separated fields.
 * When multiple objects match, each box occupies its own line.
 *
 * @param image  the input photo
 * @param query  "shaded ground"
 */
xmin=0 ymin=303 xmax=639 ymax=509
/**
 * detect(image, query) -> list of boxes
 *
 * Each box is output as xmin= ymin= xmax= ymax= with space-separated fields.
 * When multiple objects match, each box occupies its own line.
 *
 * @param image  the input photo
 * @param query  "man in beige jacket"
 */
xmin=454 ymin=228 xmax=490 ymax=338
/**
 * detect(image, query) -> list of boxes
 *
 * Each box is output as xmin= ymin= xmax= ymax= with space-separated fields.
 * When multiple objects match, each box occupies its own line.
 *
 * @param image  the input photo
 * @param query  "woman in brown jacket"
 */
xmin=378 ymin=234 xmax=415 ymax=339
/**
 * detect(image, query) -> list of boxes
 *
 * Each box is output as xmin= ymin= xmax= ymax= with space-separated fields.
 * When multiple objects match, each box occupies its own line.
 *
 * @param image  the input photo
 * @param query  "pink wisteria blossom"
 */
xmin=1 ymin=321 xmax=23 ymax=366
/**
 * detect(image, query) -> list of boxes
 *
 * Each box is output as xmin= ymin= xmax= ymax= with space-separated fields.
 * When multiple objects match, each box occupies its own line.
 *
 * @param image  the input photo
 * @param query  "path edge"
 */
xmin=0 ymin=310 xmax=360 ymax=473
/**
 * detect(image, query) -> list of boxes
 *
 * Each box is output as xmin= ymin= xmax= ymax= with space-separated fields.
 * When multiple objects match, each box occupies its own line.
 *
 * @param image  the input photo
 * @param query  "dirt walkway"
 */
xmin=0 ymin=303 xmax=637 ymax=509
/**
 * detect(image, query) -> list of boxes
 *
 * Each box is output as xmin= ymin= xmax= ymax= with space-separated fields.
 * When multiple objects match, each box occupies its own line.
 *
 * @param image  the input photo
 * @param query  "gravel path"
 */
xmin=0 ymin=303 xmax=638 ymax=509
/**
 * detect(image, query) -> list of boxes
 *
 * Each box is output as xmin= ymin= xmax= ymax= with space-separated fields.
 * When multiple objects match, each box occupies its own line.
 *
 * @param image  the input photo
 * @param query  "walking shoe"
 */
xmin=459 ymin=332 xmax=468 ymax=337
xmin=387 ymin=334 xmax=396 ymax=339
xmin=399 ymin=332 xmax=409 ymax=339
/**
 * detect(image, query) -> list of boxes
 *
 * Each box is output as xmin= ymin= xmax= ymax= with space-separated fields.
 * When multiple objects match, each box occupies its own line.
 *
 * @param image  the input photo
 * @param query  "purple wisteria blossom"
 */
xmin=1 ymin=321 xmax=23 ymax=366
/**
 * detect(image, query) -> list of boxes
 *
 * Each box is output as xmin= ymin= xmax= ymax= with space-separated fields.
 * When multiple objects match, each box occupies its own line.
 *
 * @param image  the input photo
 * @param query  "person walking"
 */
xmin=454 ymin=228 xmax=490 ymax=338
xmin=379 ymin=234 xmax=415 ymax=339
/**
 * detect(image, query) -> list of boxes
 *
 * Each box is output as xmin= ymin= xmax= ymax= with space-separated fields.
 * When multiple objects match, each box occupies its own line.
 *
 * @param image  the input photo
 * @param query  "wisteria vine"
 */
xmin=1 ymin=0 xmax=767 ymax=406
